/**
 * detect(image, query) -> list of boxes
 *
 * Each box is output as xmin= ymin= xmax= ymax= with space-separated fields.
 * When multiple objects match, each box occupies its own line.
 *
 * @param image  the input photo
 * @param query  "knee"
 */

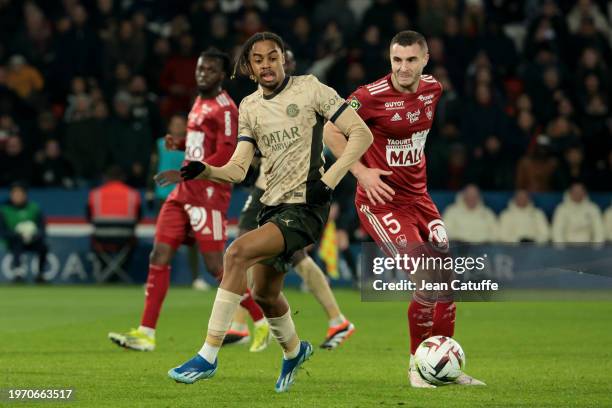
xmin=149 ymin=245 xmax=171 ymax=265
xmin=252 ymin=289 xmax=278 ymax=310
xmin=224 ymin=241 xmax=249 ymax=268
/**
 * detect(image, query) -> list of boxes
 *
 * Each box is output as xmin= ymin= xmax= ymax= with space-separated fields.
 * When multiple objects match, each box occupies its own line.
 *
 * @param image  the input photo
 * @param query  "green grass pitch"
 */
xmin=1 ymin=286 xmax=612 ymax=407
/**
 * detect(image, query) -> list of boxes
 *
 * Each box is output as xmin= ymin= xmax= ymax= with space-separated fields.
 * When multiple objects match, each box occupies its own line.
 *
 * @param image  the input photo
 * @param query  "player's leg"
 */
xmin=290 ymin=250 xmax=355 ymax=349
xmin=199 ymin=226 xmax=269 ymax=351
xmin=168 ymin=223 xmax=286 ymax=384
xmin=251 ymin=262 xmax=313 ymax=392
xmin=357 ymin=202 xmax=436 ymax=387
xmin=201 ymin=248 xmax=269 ymax=349
xmin=108 ymin=200 xmax=183 ymax=351
xmin=416 ymin=196 xmax=485 ymax=386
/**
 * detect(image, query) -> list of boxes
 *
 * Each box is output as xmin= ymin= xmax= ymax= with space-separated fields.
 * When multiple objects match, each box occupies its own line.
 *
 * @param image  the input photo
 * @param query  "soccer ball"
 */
xmin=414 ymin=335 xmax=465 ymax=385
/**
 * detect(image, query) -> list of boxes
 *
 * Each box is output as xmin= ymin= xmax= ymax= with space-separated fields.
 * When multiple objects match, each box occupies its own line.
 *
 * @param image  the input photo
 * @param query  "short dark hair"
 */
xmin=232 ymin=31 xmax=286 ymax=79
xmin=390 ymin=30 xmax=428 ymax=51
xmin=200 ymin=47 xmax=231 ymax=74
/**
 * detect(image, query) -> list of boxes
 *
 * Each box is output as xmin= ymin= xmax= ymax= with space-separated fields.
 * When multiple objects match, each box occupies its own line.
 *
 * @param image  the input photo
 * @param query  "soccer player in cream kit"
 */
xmin=325 ymin=30 xmax=485 ymax=388
xmin=166 ymin=32 xmax=373 ymax=392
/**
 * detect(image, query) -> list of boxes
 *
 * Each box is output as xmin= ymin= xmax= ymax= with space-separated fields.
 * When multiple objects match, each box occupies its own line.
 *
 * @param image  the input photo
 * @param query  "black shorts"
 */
xmin=257 ymin=201 xmax=330 ymax=267
xmin=237 ymin=187 xmax=265 ymax=232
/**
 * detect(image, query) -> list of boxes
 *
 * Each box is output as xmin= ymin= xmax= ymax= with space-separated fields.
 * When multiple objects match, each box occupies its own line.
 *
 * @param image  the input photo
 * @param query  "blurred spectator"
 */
xmin=359 ymin=0 xmax=401 ymax=40
xmin=51 ymin=4 xmax=101 ymax=91
xmin=312 ymin=0 xmax=356 ymax=38
xmin=551 ymin=182 xmax=605 ymax=243
xmin=108 ymin=91 xmax=152 ymax=187
xmin=552 ymin=145 xmax=591 ymax=190
xmin=508 ymin=110 xmax=538 ymax=157
xmin=417 ymin=0 xmax=452 ymax=37
xmin=569 ymin=15 xmax=611 ymax=64
xmin=0 ymin=135 xmax=31 ymax=186
xmin=462 ymin=0 xmax=486 ymax=37
xmin=566 ymin=0 xmax=611 ymax=39
xmin=604 ymin=202 xmax=612 ymax=242
xmin=461 ymin=83 xmax=509 ymax=154
xmin=6 ymin=55 xmax=44 ymax=103
xmin=33 ymin=139 xmax=74 ymax=188
xmin=545 ymin=116 xmax=581 ymax=156
xmin=64 ymin=100 xmax=110 ymax=183
xmin=103 ymin=19 xmax=147 ymax=75
xmin=87 ymin=166 xmax=142 ymax=281
xmin=0 ymin=65 xmax=29 ymax=118
xmin=159 ymin=33 xmax=197 ymax=118
xmin=515 ymin=135 xmax=558 ymax=192
xmin=129 ymin=76 xmax=162 ymax=141
xmin=0 ymin=183 xmax=48 ymax=283
xmin=12 ymin=2 xmax=53 ymax=71
xmin=146 ymin=114 xmax=187 ymax=209
xmin=498 ymin=190 xmax=550 ymax=243
xmin=467 ymin=134 xmax=515 ymax=190
xmin=443 ymin=184 xmax=498 ymax=243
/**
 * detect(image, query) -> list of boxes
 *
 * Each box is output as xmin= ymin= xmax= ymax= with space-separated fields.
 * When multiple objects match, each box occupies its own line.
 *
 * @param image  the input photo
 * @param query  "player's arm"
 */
xmin=181 ymin=138 xmax=256 ymax=184
xmin=324 ymin=121 xmax=395 ymax=205
xmin=320 ymin=107 xmax=373 ymax=189
xmin=204 ymin=108 xmax=238 ymax=166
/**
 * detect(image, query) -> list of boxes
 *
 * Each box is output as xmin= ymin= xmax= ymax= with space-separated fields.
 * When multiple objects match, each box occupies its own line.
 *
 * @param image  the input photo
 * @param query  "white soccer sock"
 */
xmin=267 ymin=309 xmax=299 ymax=359
xmin=284 ymin=342 xmax=300 ymax=360
xmin=138 ymin=325 xmax=155 ymax=338
xmin=198 ymin=288 xmax=243 ymax=363
xmin=198 ymin=343 xmax=220 ymax=364
xmin=254 ymin=318 xmax=267 ymax=327
xmin=328 ymin=314 xmax=346 ymax=328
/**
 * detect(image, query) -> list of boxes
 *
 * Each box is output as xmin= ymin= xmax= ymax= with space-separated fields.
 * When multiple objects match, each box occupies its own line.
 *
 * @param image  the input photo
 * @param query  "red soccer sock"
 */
xmin=140 ymin=264 xmax=171 ymax=329
xmin=240 ymin=288 xmax=264 ymax=322
xmin=432 ymin=301 xmax=456 ymax=337
xmin=408 ymin=298 xmax=435 ymax=355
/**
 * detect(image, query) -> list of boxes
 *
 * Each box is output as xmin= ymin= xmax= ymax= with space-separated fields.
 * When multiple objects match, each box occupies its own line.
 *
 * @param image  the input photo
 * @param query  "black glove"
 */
xmin=180 ymin=161 xmax=206 ymax=180
xmin=306 ymin=179 xmax=333 ymax=206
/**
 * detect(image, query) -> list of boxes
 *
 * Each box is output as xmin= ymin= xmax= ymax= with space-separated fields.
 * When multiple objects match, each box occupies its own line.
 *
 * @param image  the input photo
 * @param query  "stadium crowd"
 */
xmin=0 ymin=0 xmax=612 ymax=239
xmin=0 ymin=0 xmax=610 ymax=193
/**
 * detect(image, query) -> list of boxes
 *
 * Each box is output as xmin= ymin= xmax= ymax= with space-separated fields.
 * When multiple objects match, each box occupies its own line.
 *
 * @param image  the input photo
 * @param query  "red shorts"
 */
xmin=356 ymin=193 xmax=448 ymax=257
xmin=155 ymin=199 xmax=227 ymax=252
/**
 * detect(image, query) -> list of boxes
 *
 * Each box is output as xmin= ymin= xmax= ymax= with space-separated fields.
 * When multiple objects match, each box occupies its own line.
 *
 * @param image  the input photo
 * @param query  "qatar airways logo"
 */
xmin=384 ymin=100 xmax=404 ymax=110
xmin=385 ymin=129 xmax=429 ymax=167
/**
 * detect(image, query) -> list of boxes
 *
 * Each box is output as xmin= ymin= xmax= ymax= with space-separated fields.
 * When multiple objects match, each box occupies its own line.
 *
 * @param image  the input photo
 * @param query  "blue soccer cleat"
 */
xmin=168 ymin=354 xmax=217 ymax=384
xmin=275 ymin=341 xmax=314 ymax=393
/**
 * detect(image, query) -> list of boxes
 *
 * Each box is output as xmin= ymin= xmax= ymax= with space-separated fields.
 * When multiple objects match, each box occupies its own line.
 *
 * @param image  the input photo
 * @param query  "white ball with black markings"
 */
xmin=415 ymin=335 xmax=465 ymax=385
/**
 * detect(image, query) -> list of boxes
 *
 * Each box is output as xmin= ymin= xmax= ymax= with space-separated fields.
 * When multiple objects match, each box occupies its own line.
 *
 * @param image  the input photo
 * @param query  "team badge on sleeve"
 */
xmin=349 ymin=97 xmax=361 ymax=111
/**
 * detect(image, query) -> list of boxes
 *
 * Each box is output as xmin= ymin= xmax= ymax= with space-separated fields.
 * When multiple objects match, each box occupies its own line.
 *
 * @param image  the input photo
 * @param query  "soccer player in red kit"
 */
xmin=324 ymin=31 xmax=485 ymax=387
xmin=108 ymin=48 xmax=267 ymax=352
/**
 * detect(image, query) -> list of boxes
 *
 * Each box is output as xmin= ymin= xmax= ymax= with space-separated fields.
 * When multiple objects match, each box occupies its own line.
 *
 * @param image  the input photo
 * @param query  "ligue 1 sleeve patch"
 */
xmin=349 ymin=97 xmax=361 ymax=111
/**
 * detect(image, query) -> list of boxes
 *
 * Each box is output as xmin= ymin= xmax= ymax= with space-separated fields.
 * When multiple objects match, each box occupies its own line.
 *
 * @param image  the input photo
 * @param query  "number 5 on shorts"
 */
xmin=382 ymin=213 xmax=401 ymax=234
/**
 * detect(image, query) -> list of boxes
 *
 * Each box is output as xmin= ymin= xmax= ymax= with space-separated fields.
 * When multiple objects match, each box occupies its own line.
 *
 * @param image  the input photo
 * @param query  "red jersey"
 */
xmin=348 ymin=73 xmax=442 ymax=202
xmin=167 ymin=91 xmax=238 ymax=211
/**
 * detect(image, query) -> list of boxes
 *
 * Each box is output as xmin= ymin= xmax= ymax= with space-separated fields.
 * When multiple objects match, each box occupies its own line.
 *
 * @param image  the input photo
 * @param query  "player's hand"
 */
xmin=356 ymin=168 xmax=395 ymax=205
xmin=164 ymin=134 xmax=180 ymax=150
xmin=307 ymin=179 xmax=333 ymax=206
xmin=180 ymin=161 xmax=206 ymax=180
xmin=154 ymin=170 xmax=181 ymax=187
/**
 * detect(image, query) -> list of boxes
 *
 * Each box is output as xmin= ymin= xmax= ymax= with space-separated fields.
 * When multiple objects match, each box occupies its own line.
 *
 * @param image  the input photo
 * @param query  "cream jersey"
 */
xmin=238 ymin=75 xmax=347 ymax=206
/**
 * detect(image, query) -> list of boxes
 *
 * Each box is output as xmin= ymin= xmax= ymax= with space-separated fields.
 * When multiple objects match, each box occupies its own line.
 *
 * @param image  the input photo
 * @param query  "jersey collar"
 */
xmin=262 ymin=75 xmax=291 ymax=100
